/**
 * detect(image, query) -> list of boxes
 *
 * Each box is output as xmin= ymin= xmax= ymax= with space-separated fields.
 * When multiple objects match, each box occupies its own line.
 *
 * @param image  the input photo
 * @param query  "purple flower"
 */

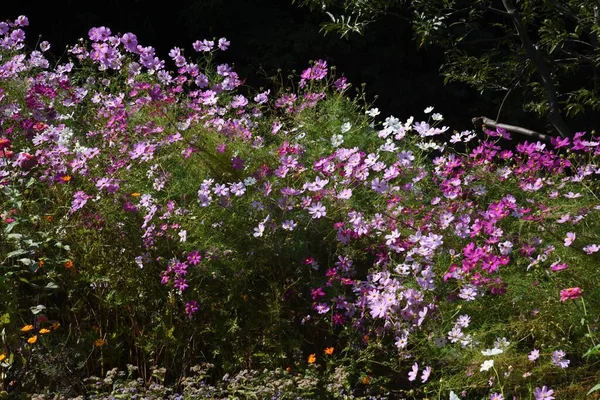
xmin=551 ymin=350 xmax=570 ymax=368
xmin=314 ymin=303 xmax=330 ymax=314
xmin=533 ymin=386 xmax=555 ymax=400
xmin=231 ymin=95 xmax=248 ymax=108
xmin=174 ymin=277 xmax=189 ymax=292
xmin=528 ymin=349 xmax=539 ymax=362
xmin=308 ymin=202 xmax=326 ymax=219
xmin=187 ymin=251 xmax=202 ymax=265
xmin=218 ymin=37 xmax=230 ymax=50
xmin=70 ymin=191 xmax=91 ymax=214
xmin=333 ymin=77 xmax=348 ymax=91
xmin=121 ymin=33 xmax=138 ymax=52
xmin=192 ymin=39 xmax=214 ymax=52
xmin=490 ymin=393 xmax=503 ymax=400
xmin=254 ymin=90 xmax=270 ymax=104
xmin=185 ymin=300 xmax=199 ymax=317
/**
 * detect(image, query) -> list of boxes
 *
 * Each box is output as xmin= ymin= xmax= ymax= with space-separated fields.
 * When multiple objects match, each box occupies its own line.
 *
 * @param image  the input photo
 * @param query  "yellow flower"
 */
xmin=27 ymin=335 xmax=38 ymax=344
xmin=307 ymin=353 xmax=316 ymax=364
xmin=324 ymin=347 xmax=334 ymax=355
xmin=52 ymin=322 xmax=60 ymax=330
xmin=94 ymin=338 xmax=105 ymax=347
xmin=60 ymin=175 xmax=71 ymax=182
xmin=21 ymin=324 xmax=34 ymax=332
xmin=39 ymin=328 xmax=51 ymax=334
xmin=131 ymin=192 xmax=141 ymax=197
xmin=0 ymin=353 xmax=6 ymax=362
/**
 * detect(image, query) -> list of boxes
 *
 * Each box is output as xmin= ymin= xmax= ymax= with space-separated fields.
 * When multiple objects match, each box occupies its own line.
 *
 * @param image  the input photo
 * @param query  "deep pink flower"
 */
xmin=559 ymin=287 xmax=582 ymax=302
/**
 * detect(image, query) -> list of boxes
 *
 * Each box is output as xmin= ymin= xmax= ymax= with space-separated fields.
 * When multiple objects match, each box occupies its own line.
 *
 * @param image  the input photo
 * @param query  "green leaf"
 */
xmin=587 ymin=383 xmax=600 ymax=395
xmin=6 ymin=233 xmax=22 ymax=241
xmin=4 ymin=221 xmax=18 ymax=234
xmin=18 ymin=258 xmax=32 ymax=266
xmin=6 ymin=249 xmax=27 ymax=258
xmin=45 ymin=282 xmax=59 ymax=290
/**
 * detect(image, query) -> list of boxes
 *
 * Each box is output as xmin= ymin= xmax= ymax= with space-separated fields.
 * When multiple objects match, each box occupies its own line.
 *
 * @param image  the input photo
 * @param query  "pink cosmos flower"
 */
xmin=408 ymin=363 xmax=418 ymax=381
xmin=564 ymin=232 xmax=575 ymax=246
xmin=559 ymin=287 xmax=582 ymax=302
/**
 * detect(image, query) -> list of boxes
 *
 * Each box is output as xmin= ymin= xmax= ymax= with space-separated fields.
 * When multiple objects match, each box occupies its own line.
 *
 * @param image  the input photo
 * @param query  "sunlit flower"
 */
xmin=307 ymin=353 xmax=316 ymax=364
xmin=0 ymin=353 xmax=6 ymax=362
xmin=21 ymin=325 xmax=33 ymax=332
xmin=27 ymin=335 xmax=38 ymax=344
xmin=324 ymin=347 xmax=334 ymax=355
xmin=39 ymin=328 xmax=51 ymax=334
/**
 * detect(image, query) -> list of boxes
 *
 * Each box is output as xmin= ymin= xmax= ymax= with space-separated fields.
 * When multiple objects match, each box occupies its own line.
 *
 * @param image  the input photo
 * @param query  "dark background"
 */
xmin=1 ymin=0 xmax=496 ymax=131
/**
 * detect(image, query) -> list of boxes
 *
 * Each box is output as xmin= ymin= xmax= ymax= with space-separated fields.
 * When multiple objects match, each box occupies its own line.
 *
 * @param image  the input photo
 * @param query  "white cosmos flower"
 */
xmin=481 ymin=347 xmax=503 ymax=356
xmin=480 ymin=359 xmax=494 ymax=372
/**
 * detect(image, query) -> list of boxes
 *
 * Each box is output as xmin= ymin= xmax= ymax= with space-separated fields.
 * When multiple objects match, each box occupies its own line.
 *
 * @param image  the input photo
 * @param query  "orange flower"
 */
xmin=361 ymin=375 xmax=372 ymax=385
xmin=285 ymin=366 xmax=291 ymax=374
xmin=131 ymin=192 xmax=141 ymax=197
xmin=52 ymin=322 xmax=60 ymax=330
xmin=38 ymin=259 xmax=45 ymax=268
xmin=63 ymin=260 xmax=74 ymax=269
xmin=307 ymin=353 xmax=316 ymax=364
xmin=45 ymin=215 xmax=53 ymax=222
xmin=21 ymin=325 xmax=33 ymax=332
xmin=60 ymin=175 xmax=71 ymax=182
xmin=94 ymin=338 xmax=105 ymax=347
xmin=27 ymin=335 xmax=38 ymax=344
xmin=39 ymin=328 xmax=51 ymax=334
xmin=324 ymin=347 xmax=334 ymax=355
xmin=0 ymin=353 xmax=6 ymax=362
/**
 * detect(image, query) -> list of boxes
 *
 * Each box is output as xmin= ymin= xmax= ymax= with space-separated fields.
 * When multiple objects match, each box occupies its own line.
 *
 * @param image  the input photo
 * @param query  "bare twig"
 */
xmin=472 ymin=116 xmax=552 ymax=142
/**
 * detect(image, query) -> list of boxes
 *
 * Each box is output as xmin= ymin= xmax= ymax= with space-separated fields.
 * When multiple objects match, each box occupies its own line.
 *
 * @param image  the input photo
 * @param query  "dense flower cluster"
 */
xmin=1 ymin=15 xmax=599 ymax=398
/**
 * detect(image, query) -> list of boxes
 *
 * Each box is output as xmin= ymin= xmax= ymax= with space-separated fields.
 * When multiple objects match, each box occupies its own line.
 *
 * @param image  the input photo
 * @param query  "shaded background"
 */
xmin=2 ymin=0 xmax=500 ymax=131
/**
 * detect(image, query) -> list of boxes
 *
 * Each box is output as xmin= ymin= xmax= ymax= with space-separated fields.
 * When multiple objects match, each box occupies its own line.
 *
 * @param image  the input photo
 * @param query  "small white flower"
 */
xmin=331 ymin=134 xmax=344 ymax=147
xmin=431 ymin=112 xmax=443 ymax=121
xmin=480 ymin=359 xmax=494 ymax=372
xmin=366 ymin=108 xmax=380 ymax=117
xmin=341 ymin=122 xmax=352 ymax=133
xmin=424 ymin=106 xmax=434 ymax=114
xmin=481 ymin=347 xmax=503 ymax=356
xmin=244 ymin=176 xmax=257 ymax=186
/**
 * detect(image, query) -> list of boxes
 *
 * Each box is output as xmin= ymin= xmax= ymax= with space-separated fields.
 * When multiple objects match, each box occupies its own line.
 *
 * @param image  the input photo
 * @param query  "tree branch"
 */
xmin=472 ymin=116 xmax=552 ymax=142
xmin=502 ymin=0 xmax=571 ymax=138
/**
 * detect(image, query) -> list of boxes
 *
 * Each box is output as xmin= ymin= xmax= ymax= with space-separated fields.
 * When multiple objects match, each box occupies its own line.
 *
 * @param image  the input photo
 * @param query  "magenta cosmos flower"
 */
xmin=559 ymin=287 xmax=582 ymax=302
